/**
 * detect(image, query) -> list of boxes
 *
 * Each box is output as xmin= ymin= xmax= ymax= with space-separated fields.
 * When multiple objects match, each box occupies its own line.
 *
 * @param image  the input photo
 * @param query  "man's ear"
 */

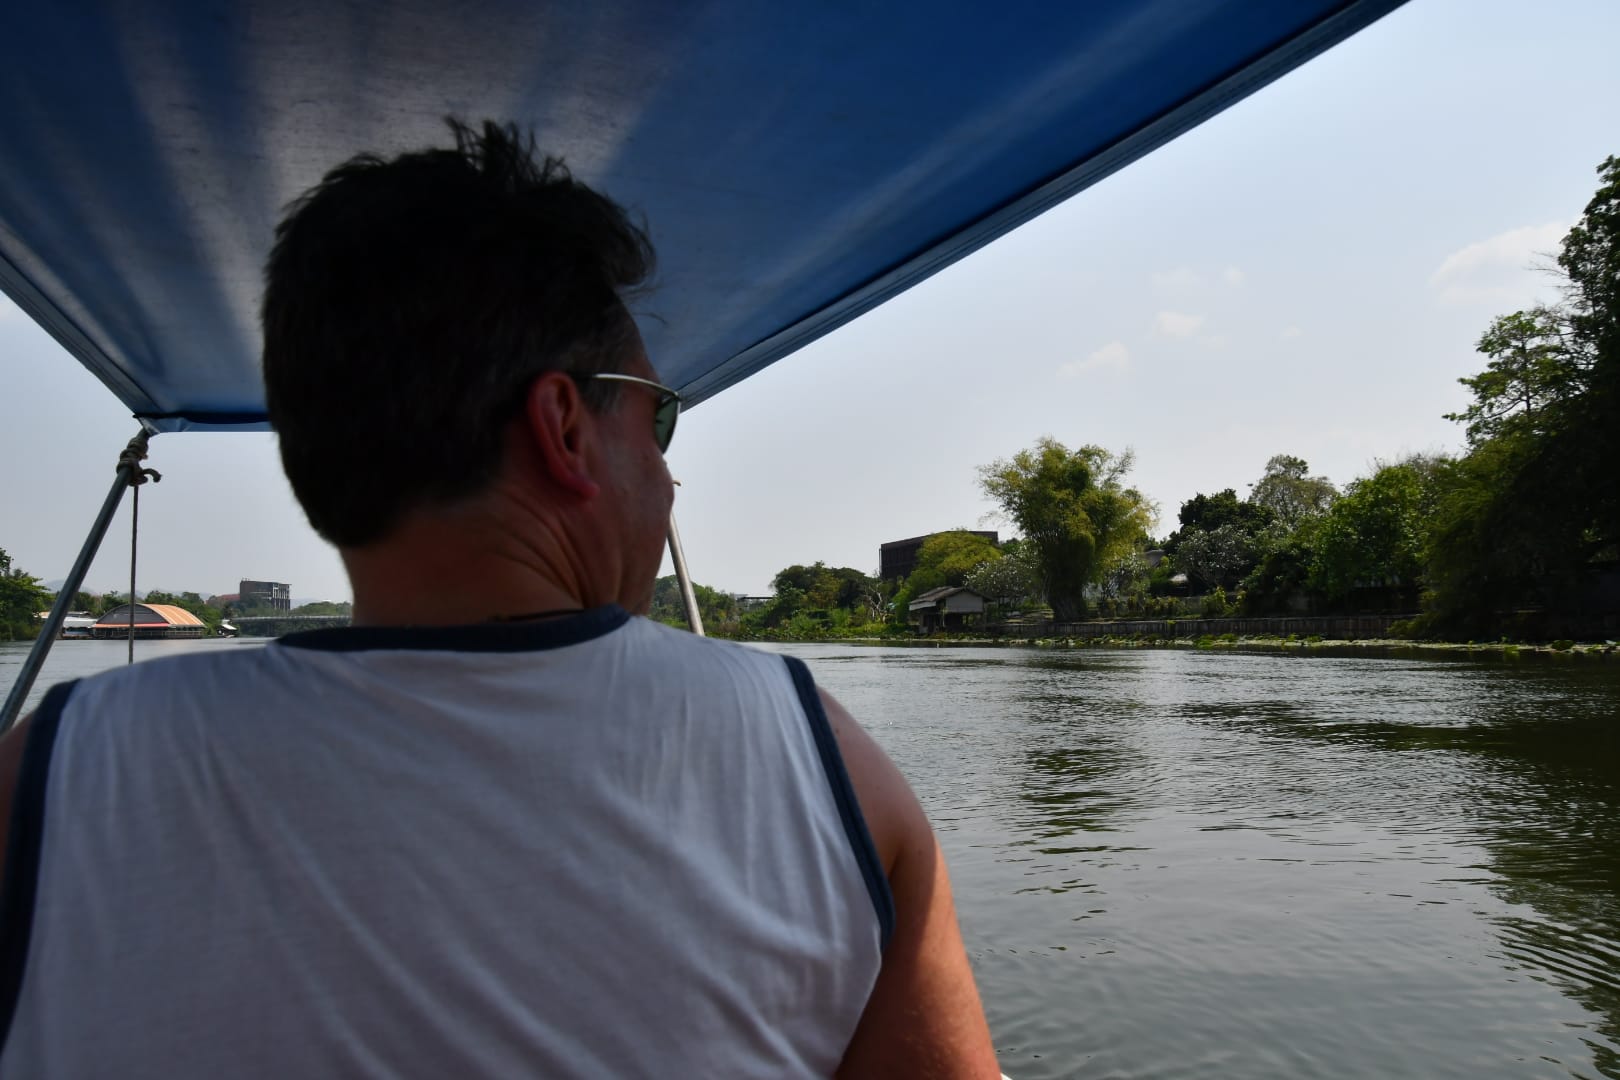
xmin=522 ymin=373 xmax=600 ymax=499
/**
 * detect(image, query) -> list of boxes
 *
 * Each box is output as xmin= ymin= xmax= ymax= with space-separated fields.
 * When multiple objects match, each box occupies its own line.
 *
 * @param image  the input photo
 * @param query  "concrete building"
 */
xmin=91 ymin=603 xmax=209 ymax=639
xmin=239 ymin=579 xmax=291 ymax=611
xmin=879 ymin=531 xmax=998 ymax=583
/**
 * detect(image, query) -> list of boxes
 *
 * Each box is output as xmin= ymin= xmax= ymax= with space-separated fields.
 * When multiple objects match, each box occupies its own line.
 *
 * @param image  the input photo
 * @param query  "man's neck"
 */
xmin=341 ymin=506 xmax=597 ymax=627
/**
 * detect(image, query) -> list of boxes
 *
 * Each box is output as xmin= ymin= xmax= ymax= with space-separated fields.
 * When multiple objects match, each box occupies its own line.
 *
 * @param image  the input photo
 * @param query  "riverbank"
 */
xmin=748 ymin=633 xmax=1620 ymax=660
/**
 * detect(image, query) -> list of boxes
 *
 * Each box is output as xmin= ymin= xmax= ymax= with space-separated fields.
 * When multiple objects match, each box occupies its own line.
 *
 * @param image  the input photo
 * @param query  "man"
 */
xmin=0 ymin=121 xmax=999 ymax=1077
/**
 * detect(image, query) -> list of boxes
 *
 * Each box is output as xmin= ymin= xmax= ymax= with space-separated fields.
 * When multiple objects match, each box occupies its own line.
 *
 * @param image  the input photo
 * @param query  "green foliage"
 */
xmin=1200 ymin=586 xmax=1234 ymax=618
xmin=1171 ymin=488 xmax=1271 ymax=540
xmin=1094 ymin=594 xmax=1188 ymax=620
xmin=1239 ymin=514 xmax=1321 ymax=614
xmin=732 ymin=563 xmax=890 ymax=639
xmin=1424 ymin=155 xmax=1620 ymax=632
xmin=1420 ymin=441 xmax=1542 ymax=632
xmin=649 ymin=576 xmax=740 ymax=633
xmin=1147 ymin=557 xmax=1182 ymax=597
xmin=1097 ymin=548 xmax=1146 ymax=606
xmin=771 ymin=563 xmax=886 ymax=622
xmin=1162 ymin=488 xmax=1274 ymax=593
xmin=965 ymin=542 xmax=1040 ymax=610
xmin=895 ymin=532 xmax=1001 ymax=616
xmin=1248 ymin=455 xmax=1337 ymax=529
xmin=291 ymin=600 xmax=353 ymax=617
xmin=1175 ymin=523 xmax=1262 ymax=593
xmin=0 ymin=547 xmax=53 ymax=641
xmin=1309 ymin=458 xmax=1442 ymax=605
xmin=978 ymin=439 xmax=1154 ymax=621
xmin=912 ymin=532 xmax=1001 ymax=592
xmin=1444 ymin=307 xmax=1582 ymax=447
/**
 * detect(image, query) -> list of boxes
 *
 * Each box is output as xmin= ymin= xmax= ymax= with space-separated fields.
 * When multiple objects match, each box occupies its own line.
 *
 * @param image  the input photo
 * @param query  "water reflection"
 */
xmin=778 ymin=643 xmax=1620 ymax=1079
xmin=1007 ymin=656 xmax=1152 ymax=871
xmin=1165 ymin=654 xmax=1620 ymax=1077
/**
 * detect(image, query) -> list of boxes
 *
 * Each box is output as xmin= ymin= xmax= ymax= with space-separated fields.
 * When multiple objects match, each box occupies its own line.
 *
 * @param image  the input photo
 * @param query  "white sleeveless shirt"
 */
xmin=0 ymin=608 xmax=891 ymax=1078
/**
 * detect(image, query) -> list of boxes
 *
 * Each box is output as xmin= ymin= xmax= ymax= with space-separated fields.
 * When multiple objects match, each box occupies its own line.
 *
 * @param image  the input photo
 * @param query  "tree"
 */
xmin=1174 ymin=523 xmax=1261 ymax=593
xmin=1423 ymin=155 xmax=1620 ymax=629
xmin=965 ymin=542 xmax=1040 ymax=610
xmin=0 ymin=547 xmax=53 ymax=641
xmin=1099 ymin=545 xmax=1155 ymax=608
xmin=1443 ymin=308 xmax=1583 ymax=447
xmin=770 ymin=564 xmax=824 ymax=598
xmin=650 ymin=575 xmax=739 ymax=631
xmin=747 ymin=563 xmax=887 ymax=632
xmin=1248 ymin=455 xmax=1337 ymax=529
xmin=1309 ymin=458 xmax=1442 ymax=605
xmin=978 ymin=440 xmax=1154 ymax=621
xmin=1552 ymin=155 xmax=1620 ymax=563
xmin=1239 ymin=515 xmax=1323 ymax=615
xmin=1160 ymin=488 xmax=1273 ymax=592
xmin=908 ymin=532 xmax=1001 ymax=592
xmin=768 ymin=563 xmax=882 ymax=618
xmin=807 ymin=565 xmax=884 ymax=617
xmin=1170 ymin=488 xmax=1270 ymax=539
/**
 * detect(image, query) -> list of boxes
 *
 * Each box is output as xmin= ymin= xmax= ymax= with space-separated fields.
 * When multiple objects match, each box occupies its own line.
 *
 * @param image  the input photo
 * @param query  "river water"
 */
xmin=764 ymin=643 xmax=1620 ymax=1080
xmin=5 ymin=638 xmax=1620 ymax=1077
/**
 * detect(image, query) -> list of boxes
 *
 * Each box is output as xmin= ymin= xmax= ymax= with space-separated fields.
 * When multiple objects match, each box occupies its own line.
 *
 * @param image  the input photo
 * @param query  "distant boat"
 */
xmin=58 ymin=612 xmax=96 ymax=639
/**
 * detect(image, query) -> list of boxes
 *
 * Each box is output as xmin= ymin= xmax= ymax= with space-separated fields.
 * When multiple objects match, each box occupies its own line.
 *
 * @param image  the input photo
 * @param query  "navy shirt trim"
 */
xmin=0 ymin=679 xmax=78 ymax=1050
xmin=783 ymin=656 xmax=896 ymax=951
xmin=277 ymin=604 xmax=631 ymax=653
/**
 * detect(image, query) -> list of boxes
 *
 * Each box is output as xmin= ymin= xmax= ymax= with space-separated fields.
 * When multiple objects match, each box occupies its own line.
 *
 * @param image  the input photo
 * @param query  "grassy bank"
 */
xmin=761 ymin=633 xmax=1620 ymax=660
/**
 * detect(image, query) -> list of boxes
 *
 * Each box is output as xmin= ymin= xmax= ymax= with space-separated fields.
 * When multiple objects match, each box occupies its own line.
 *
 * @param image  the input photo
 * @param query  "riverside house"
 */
xmin=908 ymin=586 xmax=988 ymax=633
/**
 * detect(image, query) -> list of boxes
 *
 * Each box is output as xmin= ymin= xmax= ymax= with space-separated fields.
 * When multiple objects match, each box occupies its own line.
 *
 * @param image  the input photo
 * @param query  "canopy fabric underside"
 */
xmin=0 ymin=0 xmax=1404 ymax=432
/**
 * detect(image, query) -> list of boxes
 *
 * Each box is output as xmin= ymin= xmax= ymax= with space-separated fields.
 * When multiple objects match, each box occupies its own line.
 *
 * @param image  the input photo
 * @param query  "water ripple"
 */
xmin=777 ymin=643 xmax=1620 ymax=1079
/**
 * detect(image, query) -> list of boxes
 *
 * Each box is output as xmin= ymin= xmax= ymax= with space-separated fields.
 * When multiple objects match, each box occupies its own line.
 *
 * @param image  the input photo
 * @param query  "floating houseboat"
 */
xmin=90 ymin=603 xmax=209 ymax=640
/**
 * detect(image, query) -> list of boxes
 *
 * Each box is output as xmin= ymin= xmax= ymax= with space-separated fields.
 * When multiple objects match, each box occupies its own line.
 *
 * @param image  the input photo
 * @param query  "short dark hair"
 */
xmin=262 ymin=119 xmax=655 ymax=547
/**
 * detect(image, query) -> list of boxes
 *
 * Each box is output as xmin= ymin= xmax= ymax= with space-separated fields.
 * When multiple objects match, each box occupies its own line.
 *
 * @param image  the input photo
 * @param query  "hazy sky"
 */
xmin=4 ymin=0 xmax=1618 ymax=602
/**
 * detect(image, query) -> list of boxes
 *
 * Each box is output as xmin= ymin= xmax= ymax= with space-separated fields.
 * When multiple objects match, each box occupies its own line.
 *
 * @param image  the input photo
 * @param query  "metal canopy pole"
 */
xmin=1 ymin=429 xmax=157 ymax=733
xmin=666 ymin=510 xmax=704 ymax=637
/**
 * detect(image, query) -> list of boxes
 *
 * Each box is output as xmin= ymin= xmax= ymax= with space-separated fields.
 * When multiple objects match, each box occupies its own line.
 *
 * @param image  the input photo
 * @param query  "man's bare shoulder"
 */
xmin=815 ymin=688 xmax=922 ymax=873
xmin=814 ymin=686 xmax=1001 ymax=1079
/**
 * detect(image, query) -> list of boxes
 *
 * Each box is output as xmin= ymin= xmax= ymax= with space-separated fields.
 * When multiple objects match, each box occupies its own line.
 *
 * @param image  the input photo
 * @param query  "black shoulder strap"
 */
xmin=0 ymin=679 xmax=78 ymax=1050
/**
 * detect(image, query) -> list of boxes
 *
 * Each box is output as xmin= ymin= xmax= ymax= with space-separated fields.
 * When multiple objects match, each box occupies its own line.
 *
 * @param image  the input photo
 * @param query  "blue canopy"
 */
xmin=0 ymin=1 xmax=1404 ymax=432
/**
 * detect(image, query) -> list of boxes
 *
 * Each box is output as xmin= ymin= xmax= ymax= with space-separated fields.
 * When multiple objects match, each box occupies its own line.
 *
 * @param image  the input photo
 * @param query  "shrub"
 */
xmin=1200 ymin=587 xmax=1232 ymax=619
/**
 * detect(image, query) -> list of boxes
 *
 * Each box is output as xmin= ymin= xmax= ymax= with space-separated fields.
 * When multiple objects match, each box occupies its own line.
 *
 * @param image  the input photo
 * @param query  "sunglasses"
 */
xmin=579 ymin=372 xmax=682 ymax=453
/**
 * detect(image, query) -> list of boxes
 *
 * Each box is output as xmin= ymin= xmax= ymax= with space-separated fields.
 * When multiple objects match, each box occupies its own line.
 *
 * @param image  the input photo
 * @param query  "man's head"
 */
xmin=262 ymin=119 xmax=659 ymax=550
